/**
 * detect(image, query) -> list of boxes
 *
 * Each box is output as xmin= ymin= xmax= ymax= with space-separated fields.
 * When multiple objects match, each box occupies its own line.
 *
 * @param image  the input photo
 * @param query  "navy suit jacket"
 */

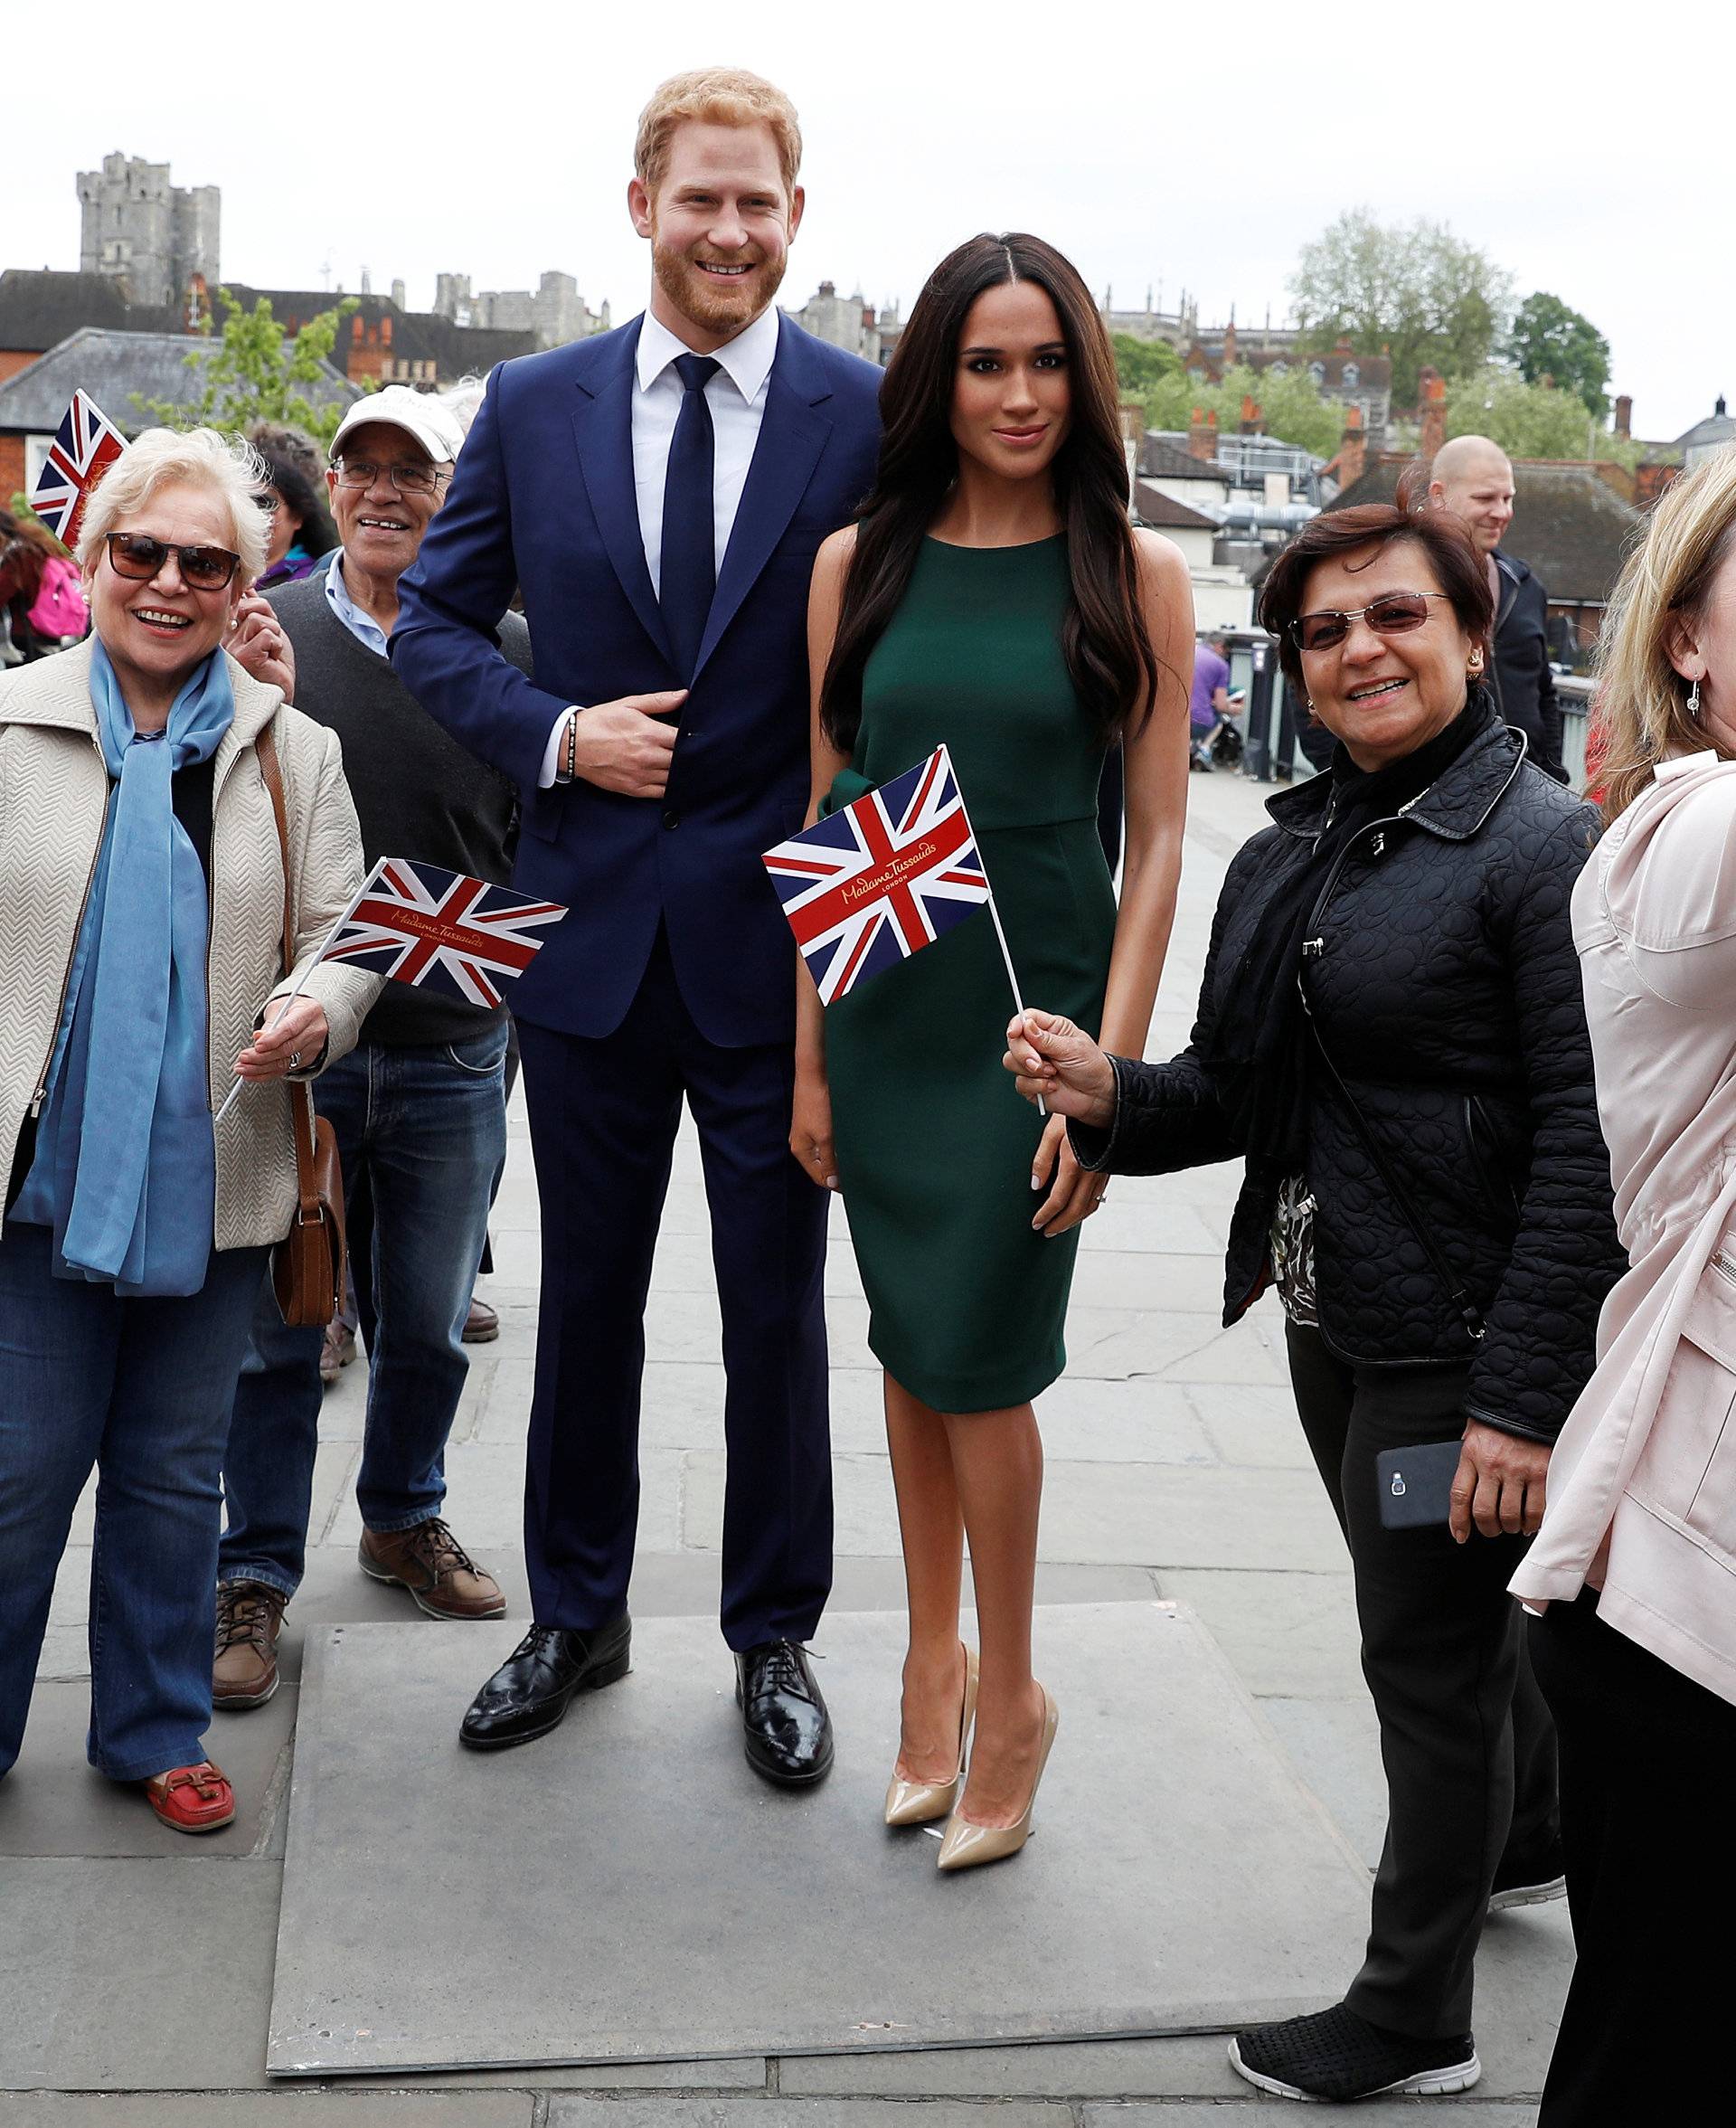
xmin=390 ymin=312 xmax=883 ymax=1048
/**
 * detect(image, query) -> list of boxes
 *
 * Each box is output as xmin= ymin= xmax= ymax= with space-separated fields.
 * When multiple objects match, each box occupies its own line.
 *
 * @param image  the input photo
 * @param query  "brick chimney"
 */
xmin=1334 ymin=333 xmax=1354 ymax=355
xmin=1615 ymin=393 xmax=1633 ymax=440
xmin=1336 ymin=405 xmax=1366 ymax=488
xmin=1239 ymin=394 xmax=1263 ymax=436
xmin=1188 ymin=406 xmax=1213 ymax=461
xmin=1419 ymin=368 xmax=1447 ymax=461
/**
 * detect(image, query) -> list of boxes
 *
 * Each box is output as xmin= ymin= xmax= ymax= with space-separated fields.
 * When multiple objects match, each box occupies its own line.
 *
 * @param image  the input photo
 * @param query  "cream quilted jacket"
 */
xmin=0 ymin=639 xmax=380 ymax=1251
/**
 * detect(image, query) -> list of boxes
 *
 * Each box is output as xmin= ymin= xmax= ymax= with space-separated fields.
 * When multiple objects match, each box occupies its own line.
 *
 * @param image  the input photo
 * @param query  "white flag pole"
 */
xmin=213 ymin=874 xmax=373 ymax=1125
xmin=947 ymin=749 xmax=1047 ymax=1121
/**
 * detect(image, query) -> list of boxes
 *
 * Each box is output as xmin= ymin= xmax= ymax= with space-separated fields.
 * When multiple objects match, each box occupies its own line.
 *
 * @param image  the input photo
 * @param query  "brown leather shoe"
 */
xmin=359 ymin=1518 xmax=506 ymax=1620
xmin=319 ymin=1318 xmax=356 ymax=1385
xmin=462 ymin=1297 xmax=499 ymax=1344
xmin=212 ymin=1580 xmax=287 ymax=1709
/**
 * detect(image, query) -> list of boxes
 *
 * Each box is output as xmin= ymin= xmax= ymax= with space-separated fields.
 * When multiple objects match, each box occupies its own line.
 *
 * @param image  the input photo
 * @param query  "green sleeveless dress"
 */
xmin=824 ymin=535 xmax=1115 ymax=1413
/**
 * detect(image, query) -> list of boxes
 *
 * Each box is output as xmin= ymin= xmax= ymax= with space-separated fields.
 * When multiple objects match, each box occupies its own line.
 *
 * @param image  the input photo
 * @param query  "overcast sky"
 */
xmin=9 ymin=0 xmax=1723 ymax=440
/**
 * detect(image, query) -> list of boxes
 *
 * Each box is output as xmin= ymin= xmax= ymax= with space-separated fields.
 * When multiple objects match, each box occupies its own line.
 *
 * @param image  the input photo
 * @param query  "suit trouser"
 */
xmin=1286 ymin=1321 xmax=1560 ymax=2038
xmin=516 ymin=929 xmax=832 ymax=1650
xmin=1531 ymin=1589 xmax=1736 ymax=2123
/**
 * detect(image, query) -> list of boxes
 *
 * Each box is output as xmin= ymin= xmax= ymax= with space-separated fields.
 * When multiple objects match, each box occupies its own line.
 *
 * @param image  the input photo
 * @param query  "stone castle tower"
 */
xmin=77 ymin=153 xmax=220 ymax=313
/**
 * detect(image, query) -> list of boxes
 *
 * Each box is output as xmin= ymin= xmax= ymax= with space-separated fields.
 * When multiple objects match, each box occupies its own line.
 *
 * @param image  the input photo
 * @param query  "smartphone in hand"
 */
xmin=1376 ymin=1441 xmax=1464 ymax=1529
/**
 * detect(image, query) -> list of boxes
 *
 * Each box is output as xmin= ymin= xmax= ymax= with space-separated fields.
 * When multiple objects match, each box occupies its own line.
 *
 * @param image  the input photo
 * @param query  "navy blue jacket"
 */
xmin=1492 ymin=551 xmax=1564 ymax=781
xmin=391 ymin=312 xmax=882 ymax=1047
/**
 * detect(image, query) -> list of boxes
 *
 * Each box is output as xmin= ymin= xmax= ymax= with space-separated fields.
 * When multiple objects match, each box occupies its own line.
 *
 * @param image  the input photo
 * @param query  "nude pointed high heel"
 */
xmin=936 ymin=1685 xmax=1058 ymax=1872
xmin=884 ymin=1643 xmax=979 ymax=1827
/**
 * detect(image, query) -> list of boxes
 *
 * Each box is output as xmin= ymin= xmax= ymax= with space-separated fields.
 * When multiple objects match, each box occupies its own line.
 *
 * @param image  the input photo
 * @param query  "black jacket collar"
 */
xmin=1266 ymin=699 xmax=1528 ymax=846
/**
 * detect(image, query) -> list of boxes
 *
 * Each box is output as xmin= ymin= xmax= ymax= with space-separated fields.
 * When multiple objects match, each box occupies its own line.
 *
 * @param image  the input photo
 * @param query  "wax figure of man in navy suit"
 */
xmin=391 ymin=68 xmax=882 ymax=1783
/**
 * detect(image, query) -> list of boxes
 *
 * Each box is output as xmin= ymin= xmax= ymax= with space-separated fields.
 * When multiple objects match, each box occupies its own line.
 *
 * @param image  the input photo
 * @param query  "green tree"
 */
xmin=1445 ymin=366 xmax=1606 ymax=459
xmin=1112 ymin=332 xmax=1182 ymax=397
xmin=1143 ymin=363 xmax=1342 ymax=459
xmin=1288 ymin=210 xmax=1511 ymax=406
xmin=1505 ymin=291 xmax=1610 ymax=419
xmin=137 ymin=288 xmax=362 ymax=449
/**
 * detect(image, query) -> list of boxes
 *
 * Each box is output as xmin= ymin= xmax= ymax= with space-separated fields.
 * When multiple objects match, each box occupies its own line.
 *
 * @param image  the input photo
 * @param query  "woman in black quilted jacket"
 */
xmin=1004 ymin=498 xmax=1625 ymax=2106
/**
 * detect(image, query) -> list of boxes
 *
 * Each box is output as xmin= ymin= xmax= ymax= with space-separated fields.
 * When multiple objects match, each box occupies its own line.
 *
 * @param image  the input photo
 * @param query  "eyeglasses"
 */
xmin=1289 ymin=592 xmax=1452 ymax=655
xmin=332 ymin=459 xmax=447 ymax=496
xmin=104 ymin=532 xmax=240 ymax=591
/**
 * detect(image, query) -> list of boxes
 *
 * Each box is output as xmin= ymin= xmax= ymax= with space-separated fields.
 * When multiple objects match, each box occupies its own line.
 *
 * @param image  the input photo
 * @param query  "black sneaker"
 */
xmin=1230 ymin=2003 xmax=1480 ymax=2102
xmin=1488 ymin=1841 xmax=1567 ymax=1913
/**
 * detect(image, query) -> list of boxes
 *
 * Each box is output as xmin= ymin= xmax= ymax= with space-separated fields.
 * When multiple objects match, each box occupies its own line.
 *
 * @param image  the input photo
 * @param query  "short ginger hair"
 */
xmin=634 ymin=67 xmax=802 ymax=202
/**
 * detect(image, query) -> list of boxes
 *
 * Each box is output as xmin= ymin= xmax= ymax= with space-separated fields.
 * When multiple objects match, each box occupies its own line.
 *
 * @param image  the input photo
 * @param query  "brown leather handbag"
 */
xmin=255 ymin=720 xmax=346 ymax=1328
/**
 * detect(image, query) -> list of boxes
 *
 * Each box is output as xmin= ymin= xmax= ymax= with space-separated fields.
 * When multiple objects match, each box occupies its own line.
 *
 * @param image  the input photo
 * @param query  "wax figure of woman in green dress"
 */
xmin=797 ymin=233 xmax=1193 ymax=1869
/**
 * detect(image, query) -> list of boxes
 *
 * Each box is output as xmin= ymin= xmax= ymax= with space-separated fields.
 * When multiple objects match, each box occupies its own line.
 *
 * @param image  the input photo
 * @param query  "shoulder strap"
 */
xmin=252 ymin=717 xmax=320 ymax=1218
xmin=254 ymin=716 xmax=297 ymax=979
xmin=1305 ymin=1002 xmax=1486 ymax=1341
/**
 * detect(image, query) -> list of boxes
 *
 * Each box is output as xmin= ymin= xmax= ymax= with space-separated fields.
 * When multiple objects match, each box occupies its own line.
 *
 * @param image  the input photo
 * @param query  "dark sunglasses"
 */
xmin=1289 ymin=591 xmax=1451 ymax=655
xmin=105 ymin=532 xmax=241 ymax=591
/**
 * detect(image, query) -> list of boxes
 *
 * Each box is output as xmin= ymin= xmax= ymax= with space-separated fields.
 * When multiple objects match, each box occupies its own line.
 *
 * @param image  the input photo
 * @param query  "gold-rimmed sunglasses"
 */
xmin=1289 ymin=591 xmax=1452 ymax=655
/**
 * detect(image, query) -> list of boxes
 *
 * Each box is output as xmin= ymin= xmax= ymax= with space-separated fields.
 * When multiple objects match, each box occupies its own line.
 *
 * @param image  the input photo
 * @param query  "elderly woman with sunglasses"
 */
xmin=0 ymin=427 xmax=376 ymax=1833
xmin=1005 ymin=497 xmax=1626 ymax=2105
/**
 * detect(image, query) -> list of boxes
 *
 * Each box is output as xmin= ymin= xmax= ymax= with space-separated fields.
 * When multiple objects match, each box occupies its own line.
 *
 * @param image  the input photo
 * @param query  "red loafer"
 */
xmin=143 ymin=1761 xmax=236 ymax=1833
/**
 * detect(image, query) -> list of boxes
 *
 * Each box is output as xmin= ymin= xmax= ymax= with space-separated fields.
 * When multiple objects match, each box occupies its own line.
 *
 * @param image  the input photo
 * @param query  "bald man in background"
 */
xmin=1429 ymin=438 xmax=1566 ymax=782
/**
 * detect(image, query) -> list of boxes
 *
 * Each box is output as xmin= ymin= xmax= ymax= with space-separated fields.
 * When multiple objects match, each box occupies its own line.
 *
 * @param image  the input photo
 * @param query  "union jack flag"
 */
xmin=31 ymin=392 xmax=127 ymax=549
xmin=320 ymin=858 xmax=566 ymax=1009
xmin=762 ymin=745 xmax=994 ymax=1005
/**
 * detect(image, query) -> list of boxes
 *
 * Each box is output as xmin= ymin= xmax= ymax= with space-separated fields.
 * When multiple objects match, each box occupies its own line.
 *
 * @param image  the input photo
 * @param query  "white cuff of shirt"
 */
xmin=538 ymin=706 xmax=582 ymax=790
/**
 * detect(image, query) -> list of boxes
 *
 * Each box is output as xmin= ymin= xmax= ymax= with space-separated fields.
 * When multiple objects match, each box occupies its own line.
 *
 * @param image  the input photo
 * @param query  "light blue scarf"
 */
xmin=22 ymin=638 xmax=235 ymax=1295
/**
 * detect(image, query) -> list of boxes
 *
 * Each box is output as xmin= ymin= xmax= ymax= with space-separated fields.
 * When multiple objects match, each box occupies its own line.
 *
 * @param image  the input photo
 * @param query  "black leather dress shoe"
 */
xmin=459 ymin=1614 xmax=631 ymax=1751
xmin=734 ymin=1640 xmax=834 ymax=1786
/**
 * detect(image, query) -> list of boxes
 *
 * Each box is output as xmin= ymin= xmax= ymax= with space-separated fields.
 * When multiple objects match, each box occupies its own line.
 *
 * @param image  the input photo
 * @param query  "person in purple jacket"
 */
xmin=1189 ymin=632 xmax=1231 ymax=769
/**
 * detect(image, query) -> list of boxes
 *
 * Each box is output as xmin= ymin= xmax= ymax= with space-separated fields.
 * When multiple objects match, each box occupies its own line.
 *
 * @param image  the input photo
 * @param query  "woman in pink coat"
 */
xmin=1514 ymin=446 xmax=1736 ymax=2122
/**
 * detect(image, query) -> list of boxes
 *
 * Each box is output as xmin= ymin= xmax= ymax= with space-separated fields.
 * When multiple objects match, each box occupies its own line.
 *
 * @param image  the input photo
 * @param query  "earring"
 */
xmin=1688 ymin=677 xmax=1703 ymax=723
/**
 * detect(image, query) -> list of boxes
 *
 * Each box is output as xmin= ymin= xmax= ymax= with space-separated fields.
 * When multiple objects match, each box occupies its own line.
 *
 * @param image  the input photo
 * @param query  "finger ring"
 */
xmin=288 ymin=1051 xmax=302 ymax=1069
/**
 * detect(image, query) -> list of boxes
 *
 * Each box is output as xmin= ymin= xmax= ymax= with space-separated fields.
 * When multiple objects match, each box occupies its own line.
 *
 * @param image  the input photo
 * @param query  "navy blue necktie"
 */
xmin=659 ymin=353 xmax=722 ymax=681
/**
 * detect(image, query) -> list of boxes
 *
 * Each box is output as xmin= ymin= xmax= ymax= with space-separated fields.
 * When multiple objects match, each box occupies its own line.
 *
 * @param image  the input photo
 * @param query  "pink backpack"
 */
xmin=27 ymin=555 xmax=89 ymax=640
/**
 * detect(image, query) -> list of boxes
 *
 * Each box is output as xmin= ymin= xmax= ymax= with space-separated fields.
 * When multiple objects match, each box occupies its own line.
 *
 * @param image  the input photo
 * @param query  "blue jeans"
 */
xmin=218 ymin=1026 xmax=508 ymax=1597
xmin=0 ymin=1222 xmax=269 ymax=1781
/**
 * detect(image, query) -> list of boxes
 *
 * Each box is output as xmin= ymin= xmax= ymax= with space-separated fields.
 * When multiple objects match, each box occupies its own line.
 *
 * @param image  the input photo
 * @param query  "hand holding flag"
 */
xmin=216 ymin=858 xmax=566 ymax=1121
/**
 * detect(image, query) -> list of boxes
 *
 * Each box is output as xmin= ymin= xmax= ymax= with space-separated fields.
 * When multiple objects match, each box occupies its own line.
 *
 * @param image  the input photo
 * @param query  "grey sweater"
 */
xmin=269 ymin=567 xmax=533 ymax=1048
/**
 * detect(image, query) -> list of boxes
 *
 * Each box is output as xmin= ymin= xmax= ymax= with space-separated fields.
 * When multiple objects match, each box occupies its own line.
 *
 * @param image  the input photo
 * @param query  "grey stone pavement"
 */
xmin=1 ymin=769 xmax=1571 ymax=2123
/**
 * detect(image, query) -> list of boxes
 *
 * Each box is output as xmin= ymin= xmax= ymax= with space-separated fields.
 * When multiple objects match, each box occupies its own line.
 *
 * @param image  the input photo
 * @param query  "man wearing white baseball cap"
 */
xmin=212 ymin=383 xmax=535 ymax=1710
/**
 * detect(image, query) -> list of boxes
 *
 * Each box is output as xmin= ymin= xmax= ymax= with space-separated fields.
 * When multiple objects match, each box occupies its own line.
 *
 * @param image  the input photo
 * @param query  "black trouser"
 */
xmin=516 ymin=931 xmax=832 ymax=1649
xmin=1286 ymin=1323 xmax=1559 ymax=2038
xmin=1531 ymin=1590 xmax=1736 ymax=2123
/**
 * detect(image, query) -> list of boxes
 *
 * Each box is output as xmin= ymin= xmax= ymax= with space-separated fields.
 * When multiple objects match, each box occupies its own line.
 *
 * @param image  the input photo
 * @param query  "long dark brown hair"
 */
xmin=820 ymin=232 xmax=1157 ymax=753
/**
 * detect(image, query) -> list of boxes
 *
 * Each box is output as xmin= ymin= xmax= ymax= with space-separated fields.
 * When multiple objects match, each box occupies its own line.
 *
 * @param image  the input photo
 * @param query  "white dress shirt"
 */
xmin=539 ymin=303 xmax=780 ymax=787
